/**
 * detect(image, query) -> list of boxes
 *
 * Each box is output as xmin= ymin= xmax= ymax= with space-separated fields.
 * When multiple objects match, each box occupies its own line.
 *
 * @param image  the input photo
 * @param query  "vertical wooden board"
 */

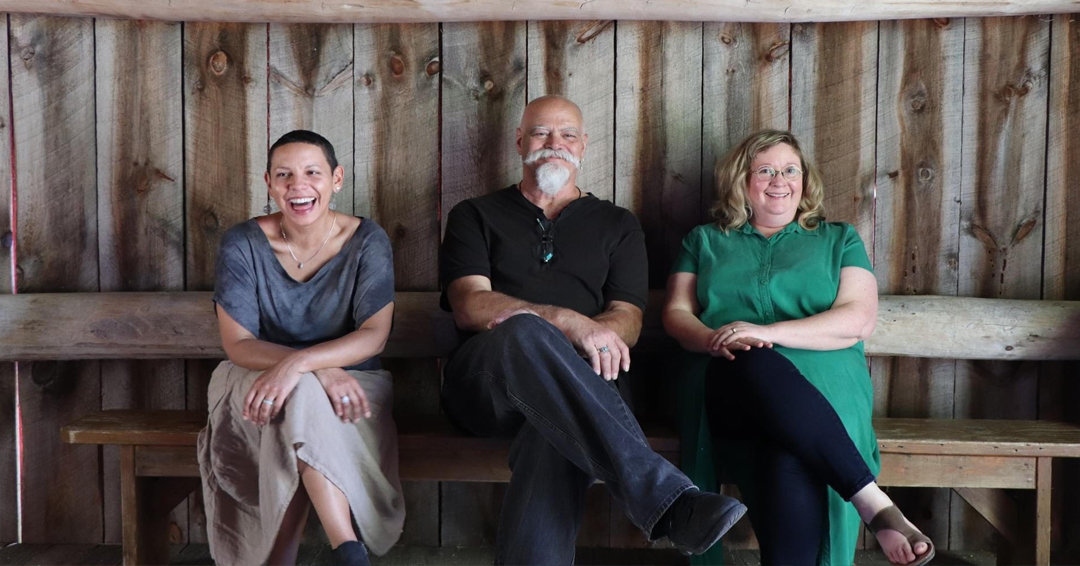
xmin=702 ymin=22 xmax=790 ymax=221
xmin=526 ymin=21 xmax=615 ymax=202
xmin=269 ymin=24 xmax=355 ymax=215
xmin=399 ymin=481 xmax=440 ymax=546
xmin=355 ymin=23 xmax=441 ymax=547
xmin=0 ymin=14 xmax=15 ymax=545
xmin=790 ymin=21 xmax=877 ymax=244
xmin=953 ymin=15 xmax=1050 ymax=551
xmin=95 ymin=19 xmax=187 ymax=544
xmin=1043 ymin=13 xmax=1080 ymax=553
xmin=615 ymin=21 xmax=703 ymax=288
xmin=871 ymin=18 xmax=965 ymax=548
xmin=184 ymin=21 xmax=268 ymax=543
xmin=10 ymin=16 xmax=99 ymax=545
xmin=440 ymin=22 xmax=526 ymax=226
xmin=184 ymin=22 xmax=268 ymax=291
xmin=355 ymin=23 xmax=440 ymax=290
xmin=440 ymin=482 xmax=506 ymax=547
xmin=10 ymin=15 xmax=101 ymax=542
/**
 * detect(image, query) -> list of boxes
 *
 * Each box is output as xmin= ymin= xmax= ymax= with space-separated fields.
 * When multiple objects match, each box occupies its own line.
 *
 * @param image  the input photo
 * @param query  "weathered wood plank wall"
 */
xmin=1 ymin=14 xmax=1076 ymax=554
xmin=0 ymin=14 xmax=15 ymax=545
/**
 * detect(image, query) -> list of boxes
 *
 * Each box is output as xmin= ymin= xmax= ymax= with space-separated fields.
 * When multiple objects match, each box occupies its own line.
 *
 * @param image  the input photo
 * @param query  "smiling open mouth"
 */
xmin=288 ymin=196 xmax=316 ymax=213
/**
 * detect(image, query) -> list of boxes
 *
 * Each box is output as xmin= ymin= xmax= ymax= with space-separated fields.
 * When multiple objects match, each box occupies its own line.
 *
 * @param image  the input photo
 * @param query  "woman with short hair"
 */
xmin=198 ymin=130 xmax=403 ymax=566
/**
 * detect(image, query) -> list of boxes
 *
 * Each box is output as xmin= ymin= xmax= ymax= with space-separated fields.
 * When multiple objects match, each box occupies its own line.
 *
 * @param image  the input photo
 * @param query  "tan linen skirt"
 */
xmin=197 ymin=361 xmax=404 ymax=565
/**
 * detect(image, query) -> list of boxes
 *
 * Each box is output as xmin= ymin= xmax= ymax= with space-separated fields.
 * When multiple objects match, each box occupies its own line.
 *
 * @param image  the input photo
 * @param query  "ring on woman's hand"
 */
xmin=341 ymin=395 xmax=351 ymax=404
xmin=731 ymin=328 xmax=738 ymax=334
xmin=261 ymin=399 xmax=275 ymax=406
xmin=597 ymin=346 xmax=610 ymax=353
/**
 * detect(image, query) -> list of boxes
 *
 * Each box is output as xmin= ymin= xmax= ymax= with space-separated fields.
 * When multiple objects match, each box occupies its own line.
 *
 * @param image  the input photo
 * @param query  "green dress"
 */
xmin=671 ymin=220 xmax=880 ymax=566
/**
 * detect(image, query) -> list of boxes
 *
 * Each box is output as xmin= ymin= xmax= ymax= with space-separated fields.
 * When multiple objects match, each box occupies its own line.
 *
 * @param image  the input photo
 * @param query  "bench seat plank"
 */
xmin=65 ymin=411 xmax=1080 ymax=457
xmin=874 ymin=418 xmax=1080 ymax=457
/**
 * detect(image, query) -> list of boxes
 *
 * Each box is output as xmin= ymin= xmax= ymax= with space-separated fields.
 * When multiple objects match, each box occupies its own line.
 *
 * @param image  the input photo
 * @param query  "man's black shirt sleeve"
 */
xmin=602 ymin=210 xmax=648 ymax=312
xmin=440 ymin=202 xmax=491 ymax=311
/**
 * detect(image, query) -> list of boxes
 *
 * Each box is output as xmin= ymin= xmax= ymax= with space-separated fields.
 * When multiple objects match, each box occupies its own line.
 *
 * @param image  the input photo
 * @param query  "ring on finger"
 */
xmin=261 ymin=398 xmax=275 ymax=406
xmin=598 ymin=345 xmax=610 ymax=353
xmin=730 ymin=328 xmax=738 ymax=334
xmin=341 ymin=395 xmax=351 ymax=404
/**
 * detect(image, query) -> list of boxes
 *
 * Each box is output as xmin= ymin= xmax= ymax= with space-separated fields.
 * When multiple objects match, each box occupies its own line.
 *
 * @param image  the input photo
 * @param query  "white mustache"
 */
xmin=523 ymin=148 xmax=581 ymax=168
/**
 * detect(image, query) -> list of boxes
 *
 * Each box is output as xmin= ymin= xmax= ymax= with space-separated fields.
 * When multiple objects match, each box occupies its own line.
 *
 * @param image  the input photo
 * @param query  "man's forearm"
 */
xmin=593 ymin=307 xmax=643 ymax=348
xmin=452 ymin=289 xmax=585 ymax=334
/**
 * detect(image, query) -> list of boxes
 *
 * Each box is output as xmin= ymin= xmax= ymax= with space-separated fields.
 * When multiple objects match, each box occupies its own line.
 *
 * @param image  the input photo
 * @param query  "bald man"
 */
xmin=439 ymin=96 xmax=747 ymax=564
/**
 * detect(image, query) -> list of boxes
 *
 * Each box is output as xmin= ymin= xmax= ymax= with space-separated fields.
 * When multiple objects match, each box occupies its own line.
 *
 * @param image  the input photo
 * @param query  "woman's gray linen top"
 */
xmin=213 ymin=217 xmax=394 ymax=371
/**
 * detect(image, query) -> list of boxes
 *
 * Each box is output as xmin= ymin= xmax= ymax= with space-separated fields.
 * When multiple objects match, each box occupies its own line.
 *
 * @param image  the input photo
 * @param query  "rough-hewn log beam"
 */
xmin=4 ymin=0 xmax=1077 ymax=24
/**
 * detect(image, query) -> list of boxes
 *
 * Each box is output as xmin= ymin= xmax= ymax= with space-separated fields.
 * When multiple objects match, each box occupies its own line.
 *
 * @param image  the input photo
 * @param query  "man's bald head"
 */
xmin=520 ymin=95 xmax=585 ymax=132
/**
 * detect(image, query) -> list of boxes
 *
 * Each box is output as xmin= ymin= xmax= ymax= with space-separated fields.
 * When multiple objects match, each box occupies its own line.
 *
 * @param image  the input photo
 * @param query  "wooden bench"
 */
xmin=2 ymin=291 xmax=1079 ymax=565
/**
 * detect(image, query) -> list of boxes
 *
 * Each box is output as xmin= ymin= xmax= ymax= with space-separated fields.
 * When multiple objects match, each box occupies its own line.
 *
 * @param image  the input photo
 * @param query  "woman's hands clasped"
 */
xmin=704 ymin=321 xmax=774 ymax=360
xmin=243 ymin=358 xmax=371 ymax=426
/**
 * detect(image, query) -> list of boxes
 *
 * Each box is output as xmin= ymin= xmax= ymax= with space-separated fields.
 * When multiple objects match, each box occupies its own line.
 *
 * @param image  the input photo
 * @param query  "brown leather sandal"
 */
xmin=867 ymin=505 xmax=936 ymax=566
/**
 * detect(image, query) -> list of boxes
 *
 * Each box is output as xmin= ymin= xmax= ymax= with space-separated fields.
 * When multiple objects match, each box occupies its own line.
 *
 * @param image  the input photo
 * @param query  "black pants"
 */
xmin=442 ymin=314 xmax=694 ymax=565
xmin=704 ymin=348 xmax=875 ymax=566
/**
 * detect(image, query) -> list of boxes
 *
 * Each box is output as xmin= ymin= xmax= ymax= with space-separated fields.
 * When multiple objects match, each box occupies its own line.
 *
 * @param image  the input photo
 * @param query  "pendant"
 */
xmin=298 ymin=262 xmax=304 ymax=269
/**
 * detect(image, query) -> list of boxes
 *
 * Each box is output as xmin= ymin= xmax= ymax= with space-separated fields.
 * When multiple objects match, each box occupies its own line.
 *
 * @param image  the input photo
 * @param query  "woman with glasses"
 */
xmin=197 ymin=130 xmax=403 ymax=566
xmin=662 ymin=130 xmax=934 ymax=566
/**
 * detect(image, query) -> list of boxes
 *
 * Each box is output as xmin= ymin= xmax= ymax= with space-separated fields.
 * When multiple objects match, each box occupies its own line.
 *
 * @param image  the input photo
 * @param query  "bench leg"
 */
xmin=1035 ymin=457 xmax=1052 ymax=566
xmin=120 ymin=446 xmax=199 ymax=566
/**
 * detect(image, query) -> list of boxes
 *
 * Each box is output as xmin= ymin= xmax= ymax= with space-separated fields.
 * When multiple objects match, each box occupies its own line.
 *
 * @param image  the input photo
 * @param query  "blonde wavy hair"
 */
xmin=709 ymin=129 xmax=825 ymax=232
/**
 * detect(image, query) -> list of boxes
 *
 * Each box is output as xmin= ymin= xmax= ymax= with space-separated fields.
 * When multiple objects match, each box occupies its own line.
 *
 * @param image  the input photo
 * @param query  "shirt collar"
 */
xmin=737 ymin=219 xmax=820 ymax=237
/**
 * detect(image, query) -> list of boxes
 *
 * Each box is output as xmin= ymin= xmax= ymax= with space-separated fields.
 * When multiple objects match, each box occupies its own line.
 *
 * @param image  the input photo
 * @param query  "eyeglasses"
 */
xmin=753 ymin=165 xmax=803 ymax=182
xmin=536 ymin=218 xmax=554 ymax=263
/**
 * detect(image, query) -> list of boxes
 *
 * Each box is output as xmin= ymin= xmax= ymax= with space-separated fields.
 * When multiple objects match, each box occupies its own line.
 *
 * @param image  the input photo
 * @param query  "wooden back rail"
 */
xmin=2 ymin=291 xmax=1079 ymax=565
xmin=3 ymin=291 xmax=1079 ymax=361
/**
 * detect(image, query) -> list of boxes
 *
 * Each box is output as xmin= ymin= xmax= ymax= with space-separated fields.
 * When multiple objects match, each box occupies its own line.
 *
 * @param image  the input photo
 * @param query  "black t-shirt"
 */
xmin=440 ymin=186 xmax=648 ymax=318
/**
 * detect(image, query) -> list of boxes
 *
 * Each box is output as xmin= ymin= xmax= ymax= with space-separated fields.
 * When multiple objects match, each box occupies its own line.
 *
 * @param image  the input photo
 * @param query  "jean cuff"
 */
xmin=643 ymin=482 xmax=697 ymax=541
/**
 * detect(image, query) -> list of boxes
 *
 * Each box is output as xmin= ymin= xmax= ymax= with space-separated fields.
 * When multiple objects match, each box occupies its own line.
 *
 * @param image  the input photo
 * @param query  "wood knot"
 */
xmin=426 ymin=59 xmax=441 ymax=76
xmin=483 ymin=79 xmax=496 ymax=92
xmin=576 ymin=20 xmax=612 ymax=44
xmin=765 ymin=41 xmax=790 ymax=63
xmin=20 ymin=47 xmax=34 ymax=61
xmin=908 ymin=84 xmax=928 ymax=112
xmin=719 ymin=33 xmax=735 ymax=46
xmin=361 ymin=74 xmax=373 ymax=87
xmin=933 ymin=18 xmax=950 ymax=28
xmin=209 ymin=51 xmax=229 ymax=76
xmin=917 ymin=167 xmax=935 ymax=184
xmin=202 ymin=209 xmax=220 ymax=230
xmin=395 ymin=223 xmax=407 ymax=238
xmin=1005 ymin=345 xmax=1014 ymax=351
xmin=194 ymin=80 xmax=205 ymax=92
xmin=389 ymin=54 xmax=405 ymax=77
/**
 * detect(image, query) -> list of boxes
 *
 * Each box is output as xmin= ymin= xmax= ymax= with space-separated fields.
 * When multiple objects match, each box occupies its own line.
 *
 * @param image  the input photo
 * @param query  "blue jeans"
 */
xmin=441 ymin=314 xmax=695 ymax=565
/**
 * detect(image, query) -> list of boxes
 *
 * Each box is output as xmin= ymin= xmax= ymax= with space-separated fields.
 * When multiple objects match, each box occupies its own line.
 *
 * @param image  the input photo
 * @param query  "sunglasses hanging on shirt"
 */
xmin=535 ymin=218 xmax=554 ymax=263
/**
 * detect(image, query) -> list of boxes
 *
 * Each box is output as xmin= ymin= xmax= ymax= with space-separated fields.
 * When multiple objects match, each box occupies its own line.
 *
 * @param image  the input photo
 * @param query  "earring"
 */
xmin=263 ymin=202 xmax=273 ymax=215
xmin=329 ymin=187 xmax=340 ymax=211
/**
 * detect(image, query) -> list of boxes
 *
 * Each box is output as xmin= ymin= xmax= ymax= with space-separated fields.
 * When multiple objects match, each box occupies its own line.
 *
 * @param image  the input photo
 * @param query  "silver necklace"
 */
xmin=280 ymin=212 xmax=337 ymax=269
